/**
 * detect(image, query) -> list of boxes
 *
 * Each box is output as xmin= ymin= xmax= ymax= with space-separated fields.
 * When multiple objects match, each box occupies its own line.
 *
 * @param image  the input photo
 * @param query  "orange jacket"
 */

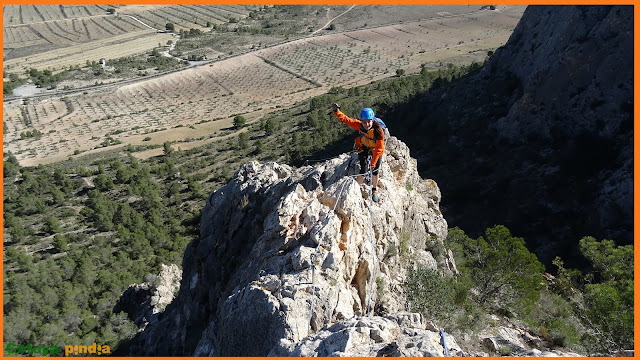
xmin=333 ymin=110 xmax=385 ymax=168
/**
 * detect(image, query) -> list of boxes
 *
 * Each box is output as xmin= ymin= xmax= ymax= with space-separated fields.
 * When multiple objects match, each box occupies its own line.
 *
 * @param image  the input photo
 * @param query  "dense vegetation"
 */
xmin=105 ymin=48 xmax=187 ymax=75
xmin=3 ymin=151 xmax=199 ymax=353
xmin=404 ymin=226 xmax=633 ymax=355
xmin=3 ymin=62 xmax=631 ymax=355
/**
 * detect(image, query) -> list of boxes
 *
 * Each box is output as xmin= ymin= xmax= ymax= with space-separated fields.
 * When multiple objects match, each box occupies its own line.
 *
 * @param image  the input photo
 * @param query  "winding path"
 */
xmin=120 ymin=13 xmax=159 ymax=31
xmin=310 ymin=5 xmax=356 ymax=36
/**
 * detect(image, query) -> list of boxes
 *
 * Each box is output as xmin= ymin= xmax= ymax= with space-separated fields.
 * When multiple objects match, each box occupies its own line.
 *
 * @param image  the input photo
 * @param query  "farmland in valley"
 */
xmin=3 ymin=5 xmax=525 ymax=166
xmin=3 ymin=5 xmax=260 ymax=73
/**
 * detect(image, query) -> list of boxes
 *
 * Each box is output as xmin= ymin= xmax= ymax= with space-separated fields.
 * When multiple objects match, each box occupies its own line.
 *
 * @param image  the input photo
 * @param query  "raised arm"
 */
xmin=331 ymin=103 xmax=361 ymax=131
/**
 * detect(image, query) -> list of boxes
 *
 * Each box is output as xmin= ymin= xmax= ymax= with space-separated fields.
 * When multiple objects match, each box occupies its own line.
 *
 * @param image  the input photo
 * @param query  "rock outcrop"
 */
xmin=271 ymin=313 xmax=582 ymax=357
xmin=115 ymin=264 xmax=182 ymax=329
xmin=122 ymin=137 xmax=591 ymax=357
xmin=271 ymin=314 xmax=462 ymax=357
xmin=126 ymin=137 xmax=453 ymax=356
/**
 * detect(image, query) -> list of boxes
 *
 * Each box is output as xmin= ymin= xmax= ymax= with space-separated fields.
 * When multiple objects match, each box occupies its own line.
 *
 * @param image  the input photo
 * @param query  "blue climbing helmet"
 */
xmin=359 ymin=107 xmax=375 ymax=121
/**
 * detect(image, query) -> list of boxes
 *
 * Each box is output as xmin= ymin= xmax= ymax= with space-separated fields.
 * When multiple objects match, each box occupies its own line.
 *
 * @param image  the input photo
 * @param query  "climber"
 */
xmin=331 ymin=103 xmax=385 ymax=202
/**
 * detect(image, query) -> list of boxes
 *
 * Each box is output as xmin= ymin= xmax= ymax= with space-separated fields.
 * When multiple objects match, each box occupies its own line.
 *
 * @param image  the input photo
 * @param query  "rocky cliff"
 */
xmin=121 ymin=136 xmax=585 ymax=356
xmin=392 ymin=5 xmax=633 ymax=265
xmin=125 ymin=137 xmax=456 ymax=356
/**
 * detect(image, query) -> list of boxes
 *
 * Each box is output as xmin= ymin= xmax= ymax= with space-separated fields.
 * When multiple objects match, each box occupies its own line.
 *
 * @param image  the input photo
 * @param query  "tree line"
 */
xmin=3 ymin=151 xmax=202 ymax=355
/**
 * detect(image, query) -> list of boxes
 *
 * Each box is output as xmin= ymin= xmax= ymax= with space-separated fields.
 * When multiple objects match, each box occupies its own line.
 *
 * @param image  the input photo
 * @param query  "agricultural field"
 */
xmin=115 ymin=4 xmax=260 ymax=31
xmin=4 ymin=30 xmax=175 ymax=74
xmin=3 ymin=5 xmax=525 ymax=166
xmin=3 ymin=4 xmax=260 ymax=73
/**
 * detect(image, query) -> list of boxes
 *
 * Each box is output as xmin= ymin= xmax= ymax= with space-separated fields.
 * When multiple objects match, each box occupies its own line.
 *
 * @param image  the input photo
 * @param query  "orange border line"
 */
xmin=1 ymin=1 xmax=3 ymax=356
xmin=1 ymin=1 xmax=638 ymax=360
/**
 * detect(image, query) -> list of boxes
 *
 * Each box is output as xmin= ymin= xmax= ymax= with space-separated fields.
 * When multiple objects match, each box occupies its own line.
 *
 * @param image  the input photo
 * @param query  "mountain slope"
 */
xmin=391 ymin=5 xmax=633 ymax=265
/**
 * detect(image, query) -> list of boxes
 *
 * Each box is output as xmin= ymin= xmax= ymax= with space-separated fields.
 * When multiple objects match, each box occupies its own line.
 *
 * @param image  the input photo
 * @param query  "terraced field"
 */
xmin=3 ymin=5 xmax=526 ymax=166
xmin=4 ymin=30 xmax=175 ymax=73
xmin=3 ymin=4 xmax=260 ymax=71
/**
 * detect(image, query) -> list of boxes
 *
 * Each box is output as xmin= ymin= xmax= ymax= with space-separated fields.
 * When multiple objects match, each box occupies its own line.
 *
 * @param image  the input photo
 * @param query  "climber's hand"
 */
xmin=331 ymin=103 xmax=340 ymax=112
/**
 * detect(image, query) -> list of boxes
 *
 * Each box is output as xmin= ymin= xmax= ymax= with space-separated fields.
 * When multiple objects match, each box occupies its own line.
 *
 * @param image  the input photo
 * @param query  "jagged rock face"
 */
xmin=270 ymin=314 xmax=461 ymax=357
xmin=269 ymin=313 xmax=583 ymax=357
xmin=488 ymin=6 xmax=633 ymax=143
xmin=115 ymin=264 xmax=182 ymax=329
xmin=395 ymin=5 xmax=632 ymax=266
xmin=126 ymin=137 xmax=451 ymax=356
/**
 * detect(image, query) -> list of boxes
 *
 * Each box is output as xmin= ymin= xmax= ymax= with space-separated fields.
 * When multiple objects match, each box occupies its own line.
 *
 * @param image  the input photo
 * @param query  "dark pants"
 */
xmin=358 ymin=150 xmax=381 ymax=176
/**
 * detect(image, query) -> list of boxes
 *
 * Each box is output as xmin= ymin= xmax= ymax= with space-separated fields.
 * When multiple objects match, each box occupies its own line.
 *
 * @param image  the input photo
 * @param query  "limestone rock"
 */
xmin=269 ymin=315 xmax=461 ymax=357
xmin=403 ymin=5 xmax=633 ymax=265
xmin=123 ymin=135 xmax=590 ymax=357
xmin=126 ymin=137 xmax=452 ymax=356
xmin=115 ymin=264 xmax=182 ymax=329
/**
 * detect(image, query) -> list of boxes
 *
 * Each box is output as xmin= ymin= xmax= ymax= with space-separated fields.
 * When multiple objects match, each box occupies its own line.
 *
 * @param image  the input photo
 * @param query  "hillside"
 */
xmin=123 ymin=137 xmax=451 ymax=355
xmin=2 ymin=63 xmax=485 ymax=357
xmin=2 ymin=5 xmax=633 ymax=357
xmin=386 ymin=5 xmax=633 ymax=267
xmin=118 ymin=136 xmax=630 ymax=356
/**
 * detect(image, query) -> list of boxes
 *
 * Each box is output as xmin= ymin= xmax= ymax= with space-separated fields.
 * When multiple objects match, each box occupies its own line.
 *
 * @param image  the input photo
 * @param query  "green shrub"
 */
xmin=398 ymin=232 xmax=410 ymax=256
xmin=44 ymin=216 xmax=62 ymax=234
xmin=446 ymin=226 xmax=544 ymax=315
xmin=498 ymin=346 xmax=512 ymax=356
xmin=376 ymin=277 xmax=385 ymax=297
xmin=526 ymin=291 xmax=581 ymax=348
xmin=233 ymin=115 xmax=246 ymax=129
xmin=385 ymin=243 xmax=398 ymax=259
xmin=578 ymin=237 xmax=633 ymax=353
xmin=404 ymin=266 xmax=455 ymax=321
xmin=52 ymin=234 xmax=68 ymax=253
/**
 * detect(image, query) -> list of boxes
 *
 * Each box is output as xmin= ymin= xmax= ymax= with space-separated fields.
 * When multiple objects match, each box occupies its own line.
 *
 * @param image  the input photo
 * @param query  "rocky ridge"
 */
xmin=121 ymin=137 xmax=582 ymax=356
xmin=126 ymin=136 xmax=453 ymax=356
xmin=115 ymin=264 xmax=182 ymax=330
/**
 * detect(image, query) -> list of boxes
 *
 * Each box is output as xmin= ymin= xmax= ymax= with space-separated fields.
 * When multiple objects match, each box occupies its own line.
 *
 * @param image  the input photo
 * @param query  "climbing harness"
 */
xmin=440 ymin=329 xmax=450 ymax=357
